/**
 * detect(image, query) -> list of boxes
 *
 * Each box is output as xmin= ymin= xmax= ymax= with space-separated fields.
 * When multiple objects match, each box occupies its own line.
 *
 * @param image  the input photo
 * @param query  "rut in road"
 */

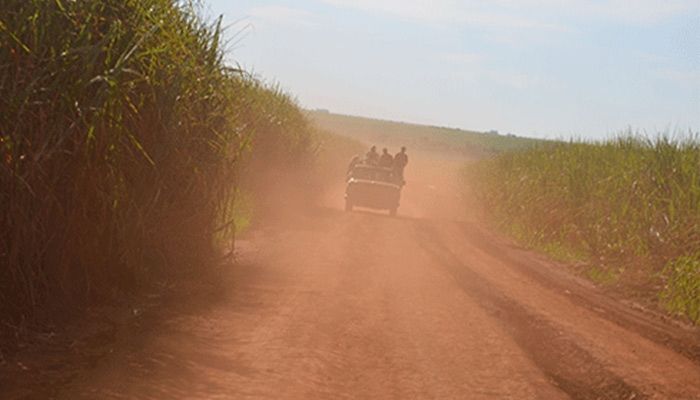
xmin=413 ymin=220 xmax=645 ymax=400
xmin=455 ymin=220 xmax=700 ymax=365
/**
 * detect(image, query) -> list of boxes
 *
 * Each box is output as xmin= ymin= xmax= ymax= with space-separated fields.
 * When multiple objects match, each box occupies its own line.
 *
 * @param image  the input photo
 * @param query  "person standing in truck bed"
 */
xmin=346 ymin=154 xmax=361 ymax=179
xmin=394 ymin=146 xmax=408 ymax=183
xmin=365 ymin=146 xmax=379 ymax=166
xmin=379 ymin=148 xmax=394 ymax=168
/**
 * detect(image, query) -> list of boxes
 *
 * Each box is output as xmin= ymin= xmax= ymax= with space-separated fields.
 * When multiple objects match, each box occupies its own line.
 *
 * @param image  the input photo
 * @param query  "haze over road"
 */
xmin=56 ymin=151 xmax=700 ymax=399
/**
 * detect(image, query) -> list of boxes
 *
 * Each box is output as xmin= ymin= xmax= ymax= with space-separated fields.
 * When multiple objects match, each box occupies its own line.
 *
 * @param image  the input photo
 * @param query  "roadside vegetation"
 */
xmin=0 ymin=0 xmax=352 ymax=331
xmin=472 ymin=135 xmax=700 ymax=323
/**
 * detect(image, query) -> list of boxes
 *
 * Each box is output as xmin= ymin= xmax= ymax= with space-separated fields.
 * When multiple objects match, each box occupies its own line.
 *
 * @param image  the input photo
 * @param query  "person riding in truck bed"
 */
xmin=394 ymin=146 xmax=408 ymax=182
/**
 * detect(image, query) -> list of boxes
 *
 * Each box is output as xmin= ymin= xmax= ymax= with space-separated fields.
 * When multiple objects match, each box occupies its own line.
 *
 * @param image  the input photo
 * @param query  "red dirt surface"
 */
xmin=4 ymin=151 xmax=700 ymax=399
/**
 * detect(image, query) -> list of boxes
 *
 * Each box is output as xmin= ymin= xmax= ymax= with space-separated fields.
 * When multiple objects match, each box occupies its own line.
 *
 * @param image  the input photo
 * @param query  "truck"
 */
xmin=345 ymin=164 xmax=402 ymax=216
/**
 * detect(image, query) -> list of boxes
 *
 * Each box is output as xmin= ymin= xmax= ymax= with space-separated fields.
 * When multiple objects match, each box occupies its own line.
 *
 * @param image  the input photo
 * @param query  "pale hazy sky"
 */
xmin=207 ymin=0 xmax=699 ymax=139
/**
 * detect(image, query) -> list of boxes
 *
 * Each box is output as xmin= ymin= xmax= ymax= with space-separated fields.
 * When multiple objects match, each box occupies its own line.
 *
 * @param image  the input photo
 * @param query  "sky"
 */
xmin=206 ymin=0 xmax=700 ymax=140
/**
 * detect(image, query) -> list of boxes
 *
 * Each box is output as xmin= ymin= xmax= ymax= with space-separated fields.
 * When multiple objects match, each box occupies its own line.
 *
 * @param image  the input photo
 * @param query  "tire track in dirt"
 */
xmin=455 ymin=221 xmax=700 ymax=365
xmin=412 ymin=220 xmax=647 ymax=400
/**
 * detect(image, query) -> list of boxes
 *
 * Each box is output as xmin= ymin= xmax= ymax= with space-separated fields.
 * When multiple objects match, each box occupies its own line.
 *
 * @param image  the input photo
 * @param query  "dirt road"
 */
xmin=33 ymin=152 xmax=700 ymax=399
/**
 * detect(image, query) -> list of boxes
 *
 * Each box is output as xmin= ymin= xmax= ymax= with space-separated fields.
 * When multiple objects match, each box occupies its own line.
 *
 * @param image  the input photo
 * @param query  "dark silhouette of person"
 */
xmin=379 ymin=148 xmax=394 ymax=168
xmin=347 ymin=154 xmax=361 ymax=178
xmin=365 ymin=146 xmax=379 ymax=165
xmin=394 ymin=146 xmax=408 ymax=182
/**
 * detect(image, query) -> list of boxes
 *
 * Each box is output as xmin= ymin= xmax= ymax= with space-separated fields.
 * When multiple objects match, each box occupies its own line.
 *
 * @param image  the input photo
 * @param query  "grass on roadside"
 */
xmin=0 ymin=0 xmax=323 ymax=326
xmin=471 ymin=134 xmax=700 ymax=323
